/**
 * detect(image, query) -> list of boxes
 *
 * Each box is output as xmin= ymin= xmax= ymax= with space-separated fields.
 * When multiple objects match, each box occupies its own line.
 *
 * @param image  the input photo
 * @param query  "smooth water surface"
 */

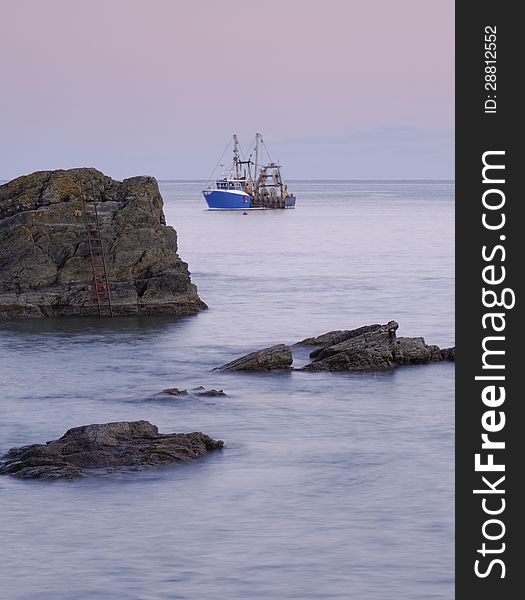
xmin=0 ymin=181 xmax=454 ymax=600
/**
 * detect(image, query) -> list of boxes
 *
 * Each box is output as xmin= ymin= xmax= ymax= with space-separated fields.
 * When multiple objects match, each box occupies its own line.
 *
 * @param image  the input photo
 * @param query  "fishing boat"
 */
xmin=202 ymin=133 xmax=296 ymax=210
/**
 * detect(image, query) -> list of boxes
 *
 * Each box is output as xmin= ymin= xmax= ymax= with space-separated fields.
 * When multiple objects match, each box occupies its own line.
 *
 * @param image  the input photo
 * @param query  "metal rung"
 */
xmin=80 ymin=181 xmax=114 ymax=317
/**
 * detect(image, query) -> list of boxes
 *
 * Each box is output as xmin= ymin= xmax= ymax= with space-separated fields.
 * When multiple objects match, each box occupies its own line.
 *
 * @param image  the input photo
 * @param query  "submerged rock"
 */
xmin=158 ymin=387 xmax=227 ymax=397
xmin=0 ymin=421 xmax=223 ymax=480
xmin=0 ymin=168 xmax=207 ymax=318
xmin=216 ymin=344 xmax=293 ymax=372
xmin=160 ymin=388 xmax=189 ymax=397
xmin=302 ymin=321 xmax=455 ymax=371
xmin=195 ymin=389 xmax=227 ymax=397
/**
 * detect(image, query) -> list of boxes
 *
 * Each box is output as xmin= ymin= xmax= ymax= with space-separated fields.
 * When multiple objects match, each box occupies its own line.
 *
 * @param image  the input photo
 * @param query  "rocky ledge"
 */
xmin=0 ymin=421 xmax=224 ymax=480
xmin=216 ymin=322 xmax=454 ymax=373
xmin=0 ymin=168 xmax=206 ymax=318
xmin=215 ymin=344 xmax=293 ymax=372
xmin=301 ymin=321 xmax=455 ymax=371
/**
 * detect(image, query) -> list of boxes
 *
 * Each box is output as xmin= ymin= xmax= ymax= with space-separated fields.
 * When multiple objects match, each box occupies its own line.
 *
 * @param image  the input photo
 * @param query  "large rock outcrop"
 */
xmin=213 ymin=323 xmax=454 ymax=373
xmin=0 ymin=168 xmax=206 ymax=318
xmin=302 ymin=321 xmax=455 ymax=371
xmin=0 ymin=421 xmax=224 ymax=480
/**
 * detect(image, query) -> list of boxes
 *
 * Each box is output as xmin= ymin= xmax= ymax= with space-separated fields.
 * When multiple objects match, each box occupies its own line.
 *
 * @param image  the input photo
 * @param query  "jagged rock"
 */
xmin=439 ymin=346 xmax=455 ymax=361
xmin=0 ymin=168 xmax=207 ymax=318
xmin=216 ymin=344 xmax=293 ymax=372
xmin=302 ymin=321 xmax=455 ymax=371
xmin=195 ymin=389 xmax=227 ymax=397
xmin=160 ymin=388 xmax=189 ymax=396
xmin=298 ymin=324 xmax=383 ymax=347
xmin=0 ymin=421 xmax=223 ymax=480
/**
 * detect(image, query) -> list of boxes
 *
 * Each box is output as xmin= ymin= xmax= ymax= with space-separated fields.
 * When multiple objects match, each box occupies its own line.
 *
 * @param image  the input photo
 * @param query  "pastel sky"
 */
xmin=1 ymin=0 xmax=454 ymax=180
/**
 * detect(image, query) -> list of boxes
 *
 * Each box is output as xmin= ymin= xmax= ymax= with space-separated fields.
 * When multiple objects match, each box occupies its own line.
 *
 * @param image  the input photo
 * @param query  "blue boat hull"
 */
xmin=202 ymin=189 xmax=252 ymax=209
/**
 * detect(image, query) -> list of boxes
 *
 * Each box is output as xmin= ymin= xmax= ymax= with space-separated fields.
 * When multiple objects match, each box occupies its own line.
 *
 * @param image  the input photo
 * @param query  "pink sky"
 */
xmin=0 ymin=0 xmax=454 ymax=180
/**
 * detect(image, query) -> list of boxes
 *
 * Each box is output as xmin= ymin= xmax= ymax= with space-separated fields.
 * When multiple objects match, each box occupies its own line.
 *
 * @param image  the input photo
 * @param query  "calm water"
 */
xmin=0 ymin=181 xmax=455 ymax=600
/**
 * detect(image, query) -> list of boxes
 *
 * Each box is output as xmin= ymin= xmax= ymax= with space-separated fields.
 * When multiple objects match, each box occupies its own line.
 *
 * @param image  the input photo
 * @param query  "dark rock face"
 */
xmin=0 ymin=421 xmax=224 ymax=480
xmin=302 ymin=321 xmax=455 ymax=371
xmin=0 ymin=168 xmax=207 ymax=318
xmin=216 ymin=344 xmax=293 ymax=372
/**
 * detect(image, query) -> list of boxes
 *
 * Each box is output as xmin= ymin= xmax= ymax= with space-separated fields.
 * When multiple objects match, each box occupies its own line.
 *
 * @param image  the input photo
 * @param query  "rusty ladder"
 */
xmin=80 ymin=181 xmax=114 ymax=317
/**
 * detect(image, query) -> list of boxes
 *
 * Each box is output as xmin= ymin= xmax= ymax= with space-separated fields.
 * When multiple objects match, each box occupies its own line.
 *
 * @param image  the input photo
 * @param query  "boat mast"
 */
xmin=233 ymin=134 xmax=241 ymax=178
xmin=254 ymin=133 xmax=261 ymax=187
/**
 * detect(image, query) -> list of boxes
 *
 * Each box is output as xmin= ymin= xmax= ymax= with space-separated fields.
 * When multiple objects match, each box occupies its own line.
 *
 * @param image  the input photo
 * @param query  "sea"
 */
xmin=0 ymin=181 xmax=455 ymax=600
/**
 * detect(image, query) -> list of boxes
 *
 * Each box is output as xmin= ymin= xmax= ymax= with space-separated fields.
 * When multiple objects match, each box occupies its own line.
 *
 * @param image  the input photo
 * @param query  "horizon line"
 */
xmin=158 ymin=178 xmax=456 ymax=183
xmin=0 ymin=176 xmax=456 ymax=184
